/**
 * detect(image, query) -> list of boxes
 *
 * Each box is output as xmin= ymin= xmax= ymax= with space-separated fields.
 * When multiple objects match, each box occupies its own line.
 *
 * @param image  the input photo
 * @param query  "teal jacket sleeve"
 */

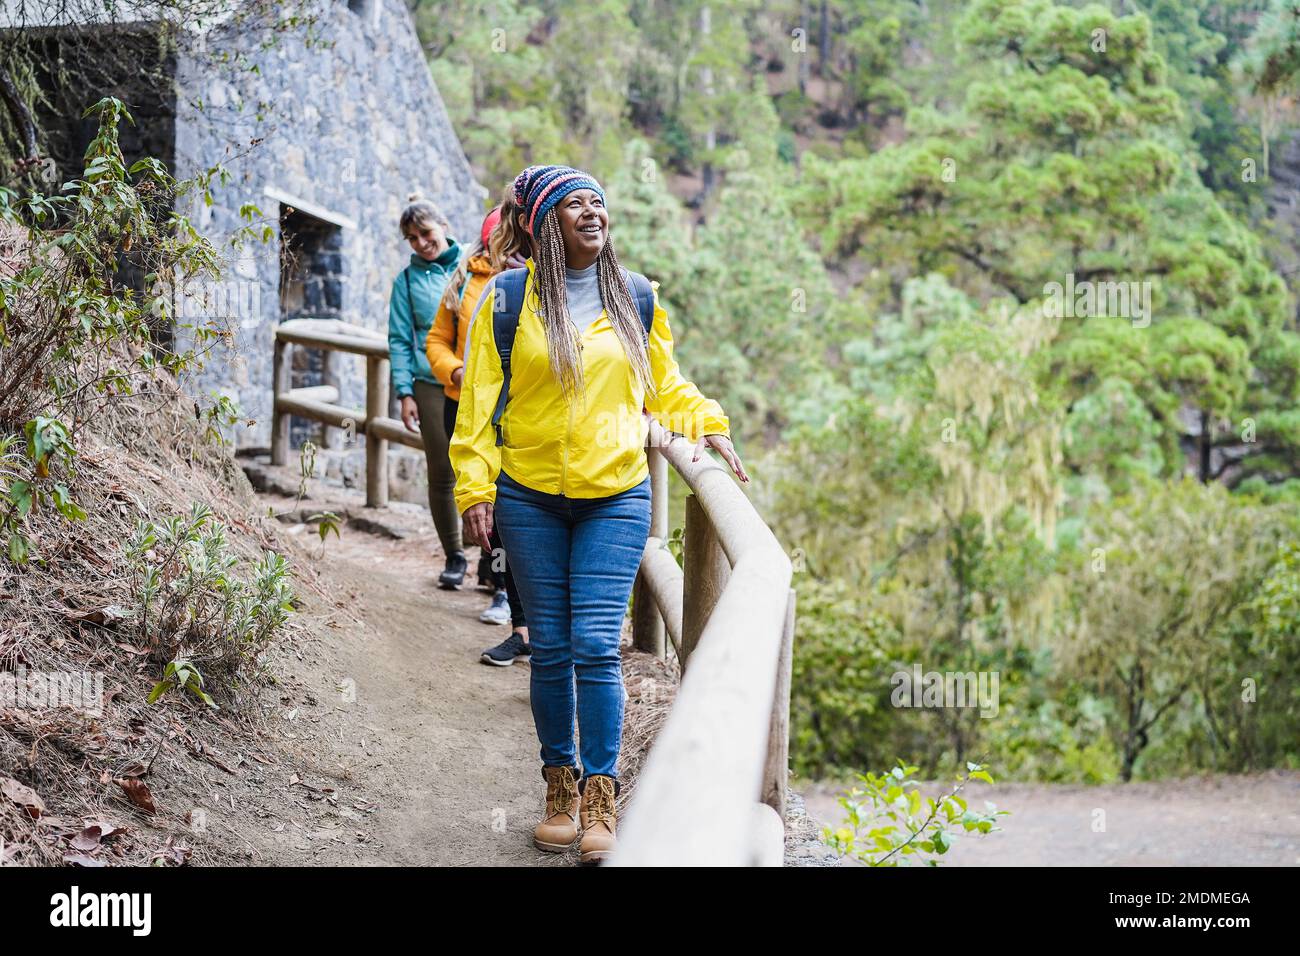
xmin=388 ymin=270 xmax=416 ymax=399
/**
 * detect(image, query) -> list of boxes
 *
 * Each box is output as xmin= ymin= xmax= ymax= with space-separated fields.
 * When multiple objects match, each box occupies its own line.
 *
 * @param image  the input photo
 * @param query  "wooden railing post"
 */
xmin=609 ymin=422 xmax=794 ymax=866
xmin=320 ymin=348 xmax=341 ymax=449
xmin=365 ymin=355 xmax=390 ymax=508
xmin=270 ymin=321 xmax=422 ymax=506
xmin=761 ymin=587 xmax=796 ymax=823
xmin=632 ymin=447 xmax=669 ymax=658
xmin=271 ymin=336 xmax=292 ymax=466
xmin=681 ymin=492 xmax=730 ymax=673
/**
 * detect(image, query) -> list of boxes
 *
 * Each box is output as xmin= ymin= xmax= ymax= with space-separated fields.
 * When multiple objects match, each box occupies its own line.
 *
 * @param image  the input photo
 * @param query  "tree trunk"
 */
xmin=0 ymin=65 xmax=39 ymax=162
xmin=696 ymin=5 xmax=717 ymax=208
xmin=818 ymin=0 xmax=831 ymax=78
xmin=1199 ymin=410 xmax=1212 ymax=483
xmin=1121 ymin=663 xmax=1144 ymax=782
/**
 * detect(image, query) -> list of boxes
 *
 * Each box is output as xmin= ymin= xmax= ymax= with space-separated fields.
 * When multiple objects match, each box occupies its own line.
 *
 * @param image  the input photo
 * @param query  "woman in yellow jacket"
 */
xmin=450 ymin=165 xmax=747 ymax=864
xmin=427 ymin=196 xmax=533 ymax=665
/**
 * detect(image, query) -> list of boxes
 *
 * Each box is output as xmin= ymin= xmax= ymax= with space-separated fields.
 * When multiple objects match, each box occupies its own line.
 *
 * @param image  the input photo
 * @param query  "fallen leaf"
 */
xmin=114 ymin=777 xmax=156 ymax=815
xmin=1 ymin=776 xmax=46 ymax=819
xmin=150 ymin=837 xmax=191 ymax=866
xmin=69 ymin=828 xmax=102 ymax=852
xmin=62 ymin=853 xmax=106 ymax=867
xmin=65 ymin=605 xmax=129 ymax=626
xmin=82 ymin=820 xmax=127 ymax=839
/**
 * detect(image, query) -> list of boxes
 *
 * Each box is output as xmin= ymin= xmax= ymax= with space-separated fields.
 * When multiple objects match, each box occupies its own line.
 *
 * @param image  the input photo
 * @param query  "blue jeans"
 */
xmin=493 ymin=468 xmax=651 ymax=780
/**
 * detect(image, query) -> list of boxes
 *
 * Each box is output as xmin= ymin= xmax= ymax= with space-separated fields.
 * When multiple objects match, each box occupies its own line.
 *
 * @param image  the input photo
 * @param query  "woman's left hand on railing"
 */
xmin=693 ymin=433 xmax=749 ymax=484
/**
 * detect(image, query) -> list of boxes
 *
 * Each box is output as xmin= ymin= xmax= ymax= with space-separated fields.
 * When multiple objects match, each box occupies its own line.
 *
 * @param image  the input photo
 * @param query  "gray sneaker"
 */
xmin=479 ymin=590 xmax=510 ymax=625
xmin=481 ymin=631 xmax=531 ymax=666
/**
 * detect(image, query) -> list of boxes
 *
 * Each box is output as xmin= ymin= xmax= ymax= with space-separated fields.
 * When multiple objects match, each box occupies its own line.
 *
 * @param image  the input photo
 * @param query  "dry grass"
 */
xmin=615 ymin=631 xmax=681 ymax=817
xmin=0 ymin=365 xmax=320 ymax=866
xmin=0 ymin=356 xmax=690 ymax=863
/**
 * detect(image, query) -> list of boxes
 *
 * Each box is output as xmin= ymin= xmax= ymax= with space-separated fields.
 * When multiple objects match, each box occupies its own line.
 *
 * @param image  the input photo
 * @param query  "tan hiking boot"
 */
xmin=578 ymin=774 xmax=619 ymax=864
xmin=534 ymin=765 xmax=580 ymax=853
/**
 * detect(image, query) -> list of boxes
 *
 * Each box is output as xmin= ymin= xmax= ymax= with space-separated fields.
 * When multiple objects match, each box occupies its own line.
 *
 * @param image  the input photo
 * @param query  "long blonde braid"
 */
xmin=531 ymin=209 xmax=656 ymax=406
xmin=489 ymin=190 xmax=531 ymax=270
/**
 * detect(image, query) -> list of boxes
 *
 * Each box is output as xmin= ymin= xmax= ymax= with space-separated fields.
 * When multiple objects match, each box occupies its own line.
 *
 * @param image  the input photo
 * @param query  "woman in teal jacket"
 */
xmin=389 ymin=194 xmax=466 ymax=587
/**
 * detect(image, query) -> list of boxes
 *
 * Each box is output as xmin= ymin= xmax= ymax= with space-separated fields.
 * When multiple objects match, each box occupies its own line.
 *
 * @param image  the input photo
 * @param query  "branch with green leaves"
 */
xmin=822 ymin=760 xmax=1008 ymax=866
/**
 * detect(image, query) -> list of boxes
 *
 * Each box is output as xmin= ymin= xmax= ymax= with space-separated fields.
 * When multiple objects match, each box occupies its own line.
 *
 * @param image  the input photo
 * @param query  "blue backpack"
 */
xmin=490 ymin=267 xmax=655 ymax=447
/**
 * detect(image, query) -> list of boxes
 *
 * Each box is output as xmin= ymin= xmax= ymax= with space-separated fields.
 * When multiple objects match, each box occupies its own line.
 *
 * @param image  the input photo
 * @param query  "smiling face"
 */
xmin=405 ymin=219 xmax=448 ymax=261
xmin=554 ymin=188 xmax=608 ymax=269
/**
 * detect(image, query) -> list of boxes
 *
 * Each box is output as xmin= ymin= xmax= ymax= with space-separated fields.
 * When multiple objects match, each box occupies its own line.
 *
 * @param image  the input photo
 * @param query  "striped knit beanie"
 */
xmin=511 ymin=164 xmax=606 ymax=237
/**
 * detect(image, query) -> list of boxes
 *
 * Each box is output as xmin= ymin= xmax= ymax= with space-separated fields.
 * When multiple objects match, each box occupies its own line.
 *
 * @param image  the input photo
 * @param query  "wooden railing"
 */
xmin=270 ymin=319 xmax=421 ymax=505
xmin=271 ymin=322 xmax=797 ymax=864
xmin=614 ymin=421 xmax=796 ymax=867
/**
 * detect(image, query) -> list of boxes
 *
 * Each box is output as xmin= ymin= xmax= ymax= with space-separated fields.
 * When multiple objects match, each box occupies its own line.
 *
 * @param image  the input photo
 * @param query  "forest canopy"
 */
xmin=410 ymin=0 xmax=1300 ymax=782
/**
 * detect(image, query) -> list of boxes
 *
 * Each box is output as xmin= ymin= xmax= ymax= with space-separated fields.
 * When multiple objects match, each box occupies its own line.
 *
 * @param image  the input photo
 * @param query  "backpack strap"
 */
xmin=622 ymin=269 xmax=655 ymax=342
xmin=490 ymin=268 xmax=529 ymax=448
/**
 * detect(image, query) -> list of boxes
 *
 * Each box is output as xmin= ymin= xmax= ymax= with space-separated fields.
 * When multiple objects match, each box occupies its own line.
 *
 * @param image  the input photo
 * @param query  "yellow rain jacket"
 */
xmin=450 ymin=258 xmax=729 ymax=513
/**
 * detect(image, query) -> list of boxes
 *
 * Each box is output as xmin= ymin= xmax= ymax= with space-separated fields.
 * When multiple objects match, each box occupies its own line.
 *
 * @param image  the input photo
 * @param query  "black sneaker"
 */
xmin=439 ymin=550 xmax=468 ymax=590
xmin=480 ymin=631 xmax=531 ymax=666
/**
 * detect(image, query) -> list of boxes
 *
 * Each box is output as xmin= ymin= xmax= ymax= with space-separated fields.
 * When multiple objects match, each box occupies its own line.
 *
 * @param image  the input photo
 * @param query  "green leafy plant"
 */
xmin=1 ymin=97 xmax=240 ymax=566
xmin=0 ymin=417 xmax=87 ymax=564
xmin=198 ymin=392 xmax=248 ymax=454
xmin=124 ymin=503 xmax=295 ymax=706
xmin=148 ymin=659 xmax=217 ymax=710
xmin=297 ymin=440 xmax=318 ymax=500
xmin=308 ymin=511 xmax=341 ymax=545
xmin=822 ymin=761 xmax=1008 ymax=866
xmin=665 ymin=525 xmax=684 ymax=565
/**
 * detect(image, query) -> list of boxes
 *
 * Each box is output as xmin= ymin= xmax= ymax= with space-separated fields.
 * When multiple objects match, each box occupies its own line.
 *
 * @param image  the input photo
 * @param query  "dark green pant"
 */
xmin=412 ymin=379 xmax=462 ymax=557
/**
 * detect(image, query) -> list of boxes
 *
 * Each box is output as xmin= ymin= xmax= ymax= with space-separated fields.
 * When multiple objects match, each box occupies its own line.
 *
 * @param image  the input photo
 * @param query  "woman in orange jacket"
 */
xmin=450 ymin=165 xmax=746 ymax=863
xmin=427 ymin=194 xmax=533 ymax=665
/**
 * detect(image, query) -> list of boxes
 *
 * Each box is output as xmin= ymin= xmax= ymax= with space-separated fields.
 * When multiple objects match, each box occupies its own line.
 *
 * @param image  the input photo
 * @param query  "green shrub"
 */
xmin=790 ymin=577 xmax=898 ymax=778
xmin=822 ymin=761 xmax=1008 ymax=866
xmin=124 ymin=503 xmax=294 ymax=707
xmin=1 ymin=97 xmax=242 ymax=567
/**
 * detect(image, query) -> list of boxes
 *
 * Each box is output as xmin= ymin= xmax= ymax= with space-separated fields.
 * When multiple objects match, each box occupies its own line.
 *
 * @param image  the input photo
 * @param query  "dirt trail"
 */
xmin=802 ymin=772 xmax=1300 ymax=866
xmin=217 ymin=493 xmax=570 ymax=867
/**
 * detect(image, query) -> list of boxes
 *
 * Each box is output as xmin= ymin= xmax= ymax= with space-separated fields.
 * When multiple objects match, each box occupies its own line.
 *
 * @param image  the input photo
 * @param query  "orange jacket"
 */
xmin=425 ymin=253 xmax=496 ymax=401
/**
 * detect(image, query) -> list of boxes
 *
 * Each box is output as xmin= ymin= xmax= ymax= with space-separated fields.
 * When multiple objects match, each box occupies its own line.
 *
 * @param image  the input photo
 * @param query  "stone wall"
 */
xmin=171 ymin=0 xmax=486 ymax=467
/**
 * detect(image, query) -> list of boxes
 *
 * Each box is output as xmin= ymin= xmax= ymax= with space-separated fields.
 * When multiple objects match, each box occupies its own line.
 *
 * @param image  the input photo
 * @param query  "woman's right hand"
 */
xmin=451 ymin=366 xmax=464 ymax=388
xmin=400 ymin=395 xmax=420 ymax=432
xmin=462 ymin=501 xmax=494 ymax=551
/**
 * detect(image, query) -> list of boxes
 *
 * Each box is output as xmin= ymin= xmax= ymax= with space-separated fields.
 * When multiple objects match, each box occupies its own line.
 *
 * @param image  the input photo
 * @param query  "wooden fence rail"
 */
xmin=614 ymin=421 xmax=796 ymax=867
xmin=271 ymin=319 xmax=421 ymax=506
